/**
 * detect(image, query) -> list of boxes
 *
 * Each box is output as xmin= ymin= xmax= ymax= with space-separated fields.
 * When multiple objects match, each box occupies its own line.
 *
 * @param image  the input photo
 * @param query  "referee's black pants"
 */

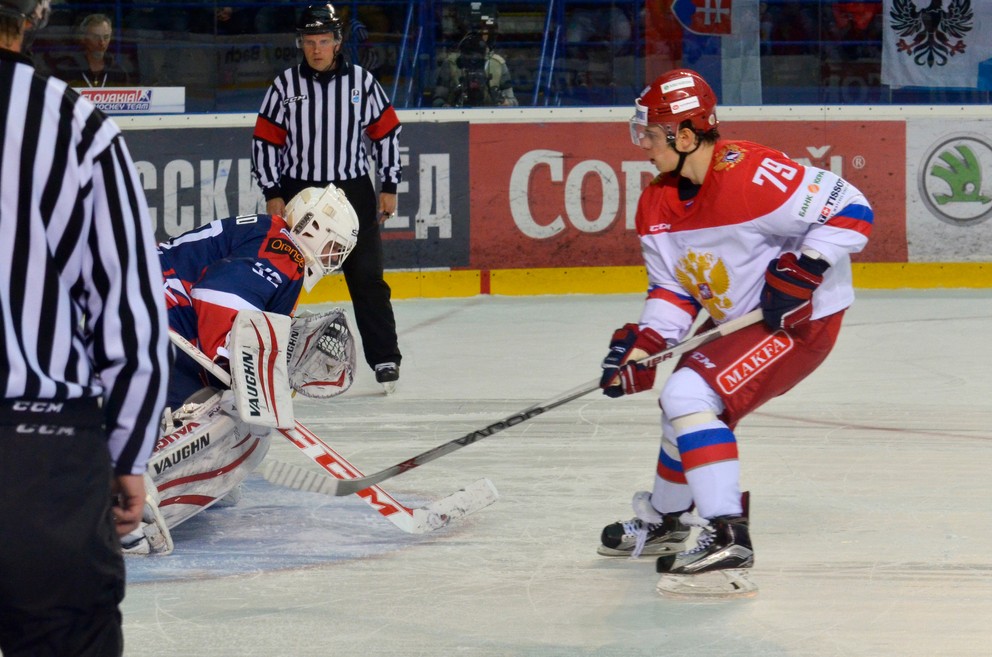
xmin=282 ymin=175 xmax=402 ymax=370
xmin=0 ymin=399 xmax=125 ymax=657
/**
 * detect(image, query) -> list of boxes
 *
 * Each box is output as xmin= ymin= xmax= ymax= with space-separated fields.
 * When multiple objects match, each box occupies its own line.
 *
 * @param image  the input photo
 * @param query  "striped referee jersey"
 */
xmin=0 ymin=48 xmax=168 ymax=475
xmin=251 ymin=59 xmax=402 ymax=199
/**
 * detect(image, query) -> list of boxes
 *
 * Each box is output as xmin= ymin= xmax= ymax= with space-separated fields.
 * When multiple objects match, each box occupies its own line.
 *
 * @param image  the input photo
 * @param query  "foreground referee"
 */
xmin=0 ymin=1 xmax=169 ymax=654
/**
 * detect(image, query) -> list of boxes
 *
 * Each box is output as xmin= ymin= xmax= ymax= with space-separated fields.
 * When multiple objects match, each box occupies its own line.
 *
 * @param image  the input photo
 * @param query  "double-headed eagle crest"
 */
xmin=676 ymin=251 xmax=732 ymax=322
xmin=890 ymin=0 xmax=974 ymax=68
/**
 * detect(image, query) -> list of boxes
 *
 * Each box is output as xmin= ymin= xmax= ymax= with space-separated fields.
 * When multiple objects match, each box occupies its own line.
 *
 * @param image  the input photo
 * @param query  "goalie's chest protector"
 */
xmin=160 ymin=215 xmax=305 ymax=311
xmin=636 ymin=141 xmax=809 ymax=315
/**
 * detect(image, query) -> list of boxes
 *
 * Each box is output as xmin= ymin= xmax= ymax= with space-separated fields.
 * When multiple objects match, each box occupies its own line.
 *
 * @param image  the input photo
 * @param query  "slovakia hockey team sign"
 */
xmin=77 ymin=87 xmax=186 ymax=114
xmin=671 ymin=0 xmax=735 ymax=35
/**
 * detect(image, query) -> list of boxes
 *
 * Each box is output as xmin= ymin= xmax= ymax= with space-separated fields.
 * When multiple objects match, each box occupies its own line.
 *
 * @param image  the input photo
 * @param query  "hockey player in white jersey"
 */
xmin=597 ymin=69 xmax=873 ymax=596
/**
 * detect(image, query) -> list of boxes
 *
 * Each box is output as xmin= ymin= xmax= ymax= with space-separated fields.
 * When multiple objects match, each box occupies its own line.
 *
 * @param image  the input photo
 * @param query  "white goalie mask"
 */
xmin=284 ymin=184 xmax=360 ymax=292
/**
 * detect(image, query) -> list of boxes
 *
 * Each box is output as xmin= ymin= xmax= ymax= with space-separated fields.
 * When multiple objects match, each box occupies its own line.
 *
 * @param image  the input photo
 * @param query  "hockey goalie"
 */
xmin=123 ymin=183 xmax=362 ymax=555
xmin=122 ymin=307 xmax=358 ymax=555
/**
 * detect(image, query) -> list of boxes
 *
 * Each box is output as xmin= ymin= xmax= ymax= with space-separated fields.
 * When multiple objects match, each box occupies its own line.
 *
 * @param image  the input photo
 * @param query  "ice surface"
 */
xmin=122 ymin=290 xmax=992 ymax=657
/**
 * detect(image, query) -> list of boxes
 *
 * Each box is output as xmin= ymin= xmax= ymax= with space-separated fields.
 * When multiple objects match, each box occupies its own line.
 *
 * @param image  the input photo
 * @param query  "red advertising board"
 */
xmin=725 ymin=120 xmax=907 ymax=263
xmin=469 ymin=120 xmax=906 ymax=270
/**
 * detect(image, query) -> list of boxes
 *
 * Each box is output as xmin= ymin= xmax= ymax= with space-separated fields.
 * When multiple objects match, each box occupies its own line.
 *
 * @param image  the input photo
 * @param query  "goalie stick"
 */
xmin=258 ymin=458 xmax=499 ymax=534
xmin=309 ymin=309 xmax=764 ymax=497
xmin=167 ymin=329 xmax=499 ymax=534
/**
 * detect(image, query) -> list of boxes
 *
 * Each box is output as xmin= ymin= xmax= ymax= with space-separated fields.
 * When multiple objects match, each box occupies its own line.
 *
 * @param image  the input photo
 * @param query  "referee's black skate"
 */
xmin=374 ymin=362 xmax=399 ymax=394
xmin=654 ymin=515 xmax=757 ymax=598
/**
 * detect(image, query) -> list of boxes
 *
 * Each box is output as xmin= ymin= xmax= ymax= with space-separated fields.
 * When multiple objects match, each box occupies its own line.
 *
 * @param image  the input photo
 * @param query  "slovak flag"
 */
xmin=672 ymin=0 xmax=734 ymax=35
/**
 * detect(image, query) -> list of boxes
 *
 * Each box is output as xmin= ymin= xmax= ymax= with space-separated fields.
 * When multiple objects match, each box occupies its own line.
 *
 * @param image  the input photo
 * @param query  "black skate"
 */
xmin=374 ymin=362 xmax=399 ymax=394
xmin=598 ymin=513 xmax=690 ymax=558
xmin=655 ymin=515 xmax=757 ymax=598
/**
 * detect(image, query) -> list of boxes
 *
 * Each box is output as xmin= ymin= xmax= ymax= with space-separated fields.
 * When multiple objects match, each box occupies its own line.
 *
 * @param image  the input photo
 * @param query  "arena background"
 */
xmin=117 ymin=105 xmax=992 ymax=302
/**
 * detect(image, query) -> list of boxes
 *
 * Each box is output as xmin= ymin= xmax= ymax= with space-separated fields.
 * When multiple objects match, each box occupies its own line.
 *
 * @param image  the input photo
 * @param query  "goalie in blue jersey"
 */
xmin=123 ymin=184 xmax=362 ymax=554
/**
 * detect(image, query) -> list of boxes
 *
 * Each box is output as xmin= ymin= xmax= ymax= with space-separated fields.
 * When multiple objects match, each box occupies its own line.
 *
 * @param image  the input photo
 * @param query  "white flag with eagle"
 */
xmin=881 ymin=0 xmax=992 ymax=88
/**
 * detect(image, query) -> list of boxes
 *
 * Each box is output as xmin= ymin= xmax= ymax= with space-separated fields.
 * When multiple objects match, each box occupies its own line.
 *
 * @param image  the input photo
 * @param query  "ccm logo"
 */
xmin=717 ymin=331 xmax=794 ymax=394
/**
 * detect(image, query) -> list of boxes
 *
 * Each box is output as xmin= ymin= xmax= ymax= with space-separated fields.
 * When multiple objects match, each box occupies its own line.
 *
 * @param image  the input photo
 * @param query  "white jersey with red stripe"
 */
xmin=635 ymin=140 xmax=873 ymax=344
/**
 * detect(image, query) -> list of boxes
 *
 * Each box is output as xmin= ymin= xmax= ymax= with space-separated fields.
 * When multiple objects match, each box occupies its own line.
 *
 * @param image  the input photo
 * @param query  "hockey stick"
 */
xmin=167 ymin=329 xmax=499 ymax=534
xmin=258 ymin=458 xmax=499 ymax=533
xmin=312 ymin=308 xmax=765 ymax=497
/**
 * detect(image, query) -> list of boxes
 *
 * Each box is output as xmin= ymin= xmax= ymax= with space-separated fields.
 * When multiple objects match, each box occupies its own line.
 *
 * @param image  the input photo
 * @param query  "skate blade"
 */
xmin=656 ymin=569 xmax=758 ymax=599
xmin=596 ymin=544 xmax=684 ymax=558
xmin=381 ymin=381 xmax=397 ymax=395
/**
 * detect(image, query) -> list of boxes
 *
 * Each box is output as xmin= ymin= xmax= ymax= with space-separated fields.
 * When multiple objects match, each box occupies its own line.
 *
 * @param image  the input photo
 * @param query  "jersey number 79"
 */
xmin=752 ymin=158 xmax=798 ymax=192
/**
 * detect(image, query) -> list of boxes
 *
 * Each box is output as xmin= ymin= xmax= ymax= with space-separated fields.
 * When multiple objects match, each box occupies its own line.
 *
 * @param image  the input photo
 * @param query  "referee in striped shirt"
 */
xmin=252 ymin=3 xmax=403 ymax=394
xmin=0 ymin=1 xmax=168 ymax=654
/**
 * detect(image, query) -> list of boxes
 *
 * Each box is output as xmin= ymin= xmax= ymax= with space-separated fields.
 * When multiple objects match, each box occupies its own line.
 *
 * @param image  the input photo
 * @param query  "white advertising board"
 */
xmin=907 ymin=120 xmax=992 ymax=262
xmin=76 ymin=87 xmax=186 ymax=114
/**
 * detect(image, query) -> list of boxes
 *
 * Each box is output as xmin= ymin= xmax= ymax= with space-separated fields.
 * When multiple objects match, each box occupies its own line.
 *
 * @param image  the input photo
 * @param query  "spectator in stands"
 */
xmin=56 ymin=13 xmax=133 ymax=87
xmin=254 ymin=1 xmax=298 ymax=34
xmin=765 ymin=1 xmax=818 ymax=56
xmin=565 ymin=4 xmax=632 ymax=54
xmin=125 ymin=0 xmax=190 ymax=34
xmin=347 ymin=16 xmax=383 ymax=76
xmin=190 ymin=4 xmax=256 ymax=35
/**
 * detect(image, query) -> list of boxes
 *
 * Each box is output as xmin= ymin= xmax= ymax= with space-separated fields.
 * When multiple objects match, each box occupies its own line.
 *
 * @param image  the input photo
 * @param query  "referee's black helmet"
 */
xmin=0 ymin=0 xmax=50 ymax=29
xmin=297 ymin=4 xmax=343 ymax=39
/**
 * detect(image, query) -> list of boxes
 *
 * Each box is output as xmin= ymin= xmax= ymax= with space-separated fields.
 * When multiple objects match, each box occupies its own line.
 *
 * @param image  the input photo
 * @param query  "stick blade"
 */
xmin=407 ymin=478 xmax=500 ymax=534
xmin=259 ymin=459 xmax=342 ymax=496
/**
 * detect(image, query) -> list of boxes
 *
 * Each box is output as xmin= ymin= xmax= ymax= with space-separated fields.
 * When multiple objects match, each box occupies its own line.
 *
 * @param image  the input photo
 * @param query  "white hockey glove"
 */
xmin=286 ymin=309 xmax=357 ymax=399
xmin=121 ymin=473 xmax=174 ymax=556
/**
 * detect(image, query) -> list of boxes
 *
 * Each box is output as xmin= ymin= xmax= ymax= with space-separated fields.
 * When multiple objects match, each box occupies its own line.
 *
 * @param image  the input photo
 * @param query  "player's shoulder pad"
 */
xmin=634 ymin=176 xmax=678 ymax=237
xmin=711 ymin=140 xmax=804 ymax=196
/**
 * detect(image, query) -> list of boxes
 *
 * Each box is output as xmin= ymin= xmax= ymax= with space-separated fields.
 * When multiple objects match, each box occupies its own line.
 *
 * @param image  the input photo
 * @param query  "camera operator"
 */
xmin=432 ymin=30 xmax=518 ymax=107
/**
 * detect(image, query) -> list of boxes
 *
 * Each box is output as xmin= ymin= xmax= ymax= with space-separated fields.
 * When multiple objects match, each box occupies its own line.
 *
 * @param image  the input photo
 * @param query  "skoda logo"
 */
xmin=919 ymin=134 xmax=992 ymax=227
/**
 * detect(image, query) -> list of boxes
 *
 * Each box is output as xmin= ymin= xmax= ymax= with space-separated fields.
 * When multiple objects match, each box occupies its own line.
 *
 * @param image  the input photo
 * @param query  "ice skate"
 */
xmin=655 ymin=515 xmax=757 ymax=598
xmin=598 ymin=491 xmax=690 ymax=557
xmin=598 ymin=513 xmax=690 ymax=557
xmin=375 ymin=362 xmax=399 ymax=394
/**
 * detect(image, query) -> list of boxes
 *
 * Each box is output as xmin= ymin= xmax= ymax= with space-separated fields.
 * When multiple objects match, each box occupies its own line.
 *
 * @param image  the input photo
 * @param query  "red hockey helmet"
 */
xmin=630 ymin=69 xmax=719 ymax=146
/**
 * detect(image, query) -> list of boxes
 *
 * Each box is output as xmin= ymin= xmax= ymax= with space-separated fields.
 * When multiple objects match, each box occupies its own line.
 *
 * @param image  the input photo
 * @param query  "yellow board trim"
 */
xmin=300 ymin=263 xmax=992 ymax=303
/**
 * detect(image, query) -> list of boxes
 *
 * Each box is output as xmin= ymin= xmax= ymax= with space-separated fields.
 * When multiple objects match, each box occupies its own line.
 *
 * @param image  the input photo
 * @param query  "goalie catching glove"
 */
xmin=285 ymin=308 xmax=357 ymax=399
xmin=599 ymin=323 xmax=668 ymax=397
xmin=760 ymin=251 xmax=829 ymax=329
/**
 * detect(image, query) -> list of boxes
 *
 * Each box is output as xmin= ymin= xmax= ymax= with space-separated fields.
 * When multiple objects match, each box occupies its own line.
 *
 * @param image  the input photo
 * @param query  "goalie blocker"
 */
xmin=227 ymin=307 xmax=357 ymax=421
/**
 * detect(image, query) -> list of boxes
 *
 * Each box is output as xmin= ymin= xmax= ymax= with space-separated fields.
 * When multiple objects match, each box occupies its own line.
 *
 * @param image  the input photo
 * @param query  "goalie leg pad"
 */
xmin=229 ymin=310 xmax=294 ymax=428
xmin=149 ymin=389 xmax=271 ymax=529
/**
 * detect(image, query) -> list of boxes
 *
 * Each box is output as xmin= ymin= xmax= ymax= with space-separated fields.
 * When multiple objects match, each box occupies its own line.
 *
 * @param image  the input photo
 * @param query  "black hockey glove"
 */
xmin=600 ymin=324 xmax=667 ymax=398
xmin=760 ymin=252 xmax=830 ymax=329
